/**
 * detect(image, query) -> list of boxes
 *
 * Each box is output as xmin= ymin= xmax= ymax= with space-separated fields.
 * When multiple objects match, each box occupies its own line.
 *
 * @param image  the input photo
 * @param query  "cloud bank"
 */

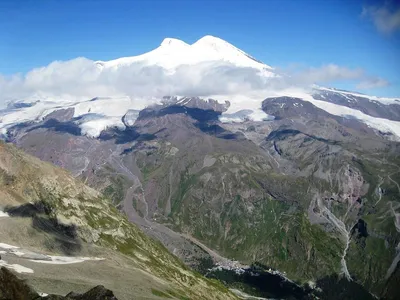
xmin=0 ymin=58 xmax=389 ymax=108
xmin=362 ymin=1 xmax=400 ymax=34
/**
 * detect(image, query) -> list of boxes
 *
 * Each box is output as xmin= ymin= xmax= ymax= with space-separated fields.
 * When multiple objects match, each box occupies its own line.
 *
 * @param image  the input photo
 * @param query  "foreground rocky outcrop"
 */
xmin=0 ymin=267 xmax=117 ymax=300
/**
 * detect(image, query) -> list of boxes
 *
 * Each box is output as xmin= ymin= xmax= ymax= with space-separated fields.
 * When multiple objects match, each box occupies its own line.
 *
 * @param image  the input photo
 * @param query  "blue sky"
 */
xmin=1 ymin=0 xmax=399 ymax=97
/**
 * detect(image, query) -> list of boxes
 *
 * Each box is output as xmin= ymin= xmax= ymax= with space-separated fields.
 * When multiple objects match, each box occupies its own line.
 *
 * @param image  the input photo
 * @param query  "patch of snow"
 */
xmin=230 ymin=288 xmax=270 ymax=300
xmin=177 ymin=97 xmax=191 ymax=105
xmin=0 ymin=243 xmax=19 ymax=249
xmin=30 ymin=255 xmax=104 ymax=265
xmin=248 ymin=109 xmax=273 ymax=122
xmin=0 ymin=211 xmax=9 ymax=217
xmin=10 ymin=250 xmax=26 ymax=257
xmin=79 ymin=115 xmax=126 ymax=138
xmin=0 ymin=259 xmax=34 ymax=274
xmin=217 ymin=93 xmax=274 ymax=123
xmin=123 ymin=109 xmax=140 ymax=127
xmin=219 ymin=109 xmax=272 ymax=123
xmin=176 ymin=97 xmax=188 ymax=104
xmin=0 ymin=242 xmax=104 ymax=268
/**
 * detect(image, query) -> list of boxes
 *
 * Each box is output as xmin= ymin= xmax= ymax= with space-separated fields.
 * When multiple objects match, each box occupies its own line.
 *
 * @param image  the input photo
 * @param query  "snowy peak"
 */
xmin=98 ymin=35 xmax=273 ymax=72
xmin=193 ymin=35 xmax=249 ymax=57
xmin=192 ymin=35 xmax=271 ymax=69
xmin=193 ymin=35 xmax=236 ymax=50
xmin=160 ymin=37 xmax=190 ymax=48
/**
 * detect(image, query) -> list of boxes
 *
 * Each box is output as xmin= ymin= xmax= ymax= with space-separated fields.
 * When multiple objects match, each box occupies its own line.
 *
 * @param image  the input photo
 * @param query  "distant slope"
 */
xmin=0 ymin=141 xmax=237 ymax=300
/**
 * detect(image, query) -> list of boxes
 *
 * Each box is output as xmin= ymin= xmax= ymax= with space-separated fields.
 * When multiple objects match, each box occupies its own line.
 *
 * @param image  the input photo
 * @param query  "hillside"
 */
xmin=0 ymin=141 xmax=237 ymax=300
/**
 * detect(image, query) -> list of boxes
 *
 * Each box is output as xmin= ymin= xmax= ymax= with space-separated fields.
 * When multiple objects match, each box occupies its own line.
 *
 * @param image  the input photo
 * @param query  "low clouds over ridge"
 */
xmin=0 ymin=58 xmax=390 ymax=107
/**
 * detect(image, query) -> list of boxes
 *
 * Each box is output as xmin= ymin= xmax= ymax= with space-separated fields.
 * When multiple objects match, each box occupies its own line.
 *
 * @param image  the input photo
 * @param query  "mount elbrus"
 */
xmin=1 ymin=35 xmax=400 ymax=299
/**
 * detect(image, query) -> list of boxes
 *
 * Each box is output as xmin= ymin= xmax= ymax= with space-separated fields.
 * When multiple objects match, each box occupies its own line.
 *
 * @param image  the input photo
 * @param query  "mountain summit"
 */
xmin=95 ymin=35 xmax=274 ymax=72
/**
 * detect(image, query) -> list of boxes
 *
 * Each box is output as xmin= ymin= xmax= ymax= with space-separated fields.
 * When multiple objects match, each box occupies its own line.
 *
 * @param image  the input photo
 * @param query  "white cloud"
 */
xmin=356 ymin=77 xmax=389 ymax=89
xmin=0 ymin=59 xmax=389 ymax=109
xmin=362 ymin=1 xmax=400 ymax=34
xmin=285 ymin=64 xmax=389 ymax=91
xmin=281 ymin=64 xmax=364 ymax=85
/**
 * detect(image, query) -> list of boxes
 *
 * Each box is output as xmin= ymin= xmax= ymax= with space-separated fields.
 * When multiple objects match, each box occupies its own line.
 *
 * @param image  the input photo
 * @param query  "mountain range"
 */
xmin=1 ymin=36 xmax=400 ymax=139
xmin=1 ymin=35 xmax=400 ymax=299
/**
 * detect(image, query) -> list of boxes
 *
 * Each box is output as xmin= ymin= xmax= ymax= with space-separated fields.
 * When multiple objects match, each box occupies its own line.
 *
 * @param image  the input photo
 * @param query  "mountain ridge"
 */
xmin=1 ymin=35 xmax=400 ymax=139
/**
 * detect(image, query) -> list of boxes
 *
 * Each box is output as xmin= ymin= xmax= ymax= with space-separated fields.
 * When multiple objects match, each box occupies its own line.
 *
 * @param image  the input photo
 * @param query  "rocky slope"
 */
xmin=0 ymin=141 xmax=237 ymax=300
xmin=5 ymin=95 xmax=400 ymax=299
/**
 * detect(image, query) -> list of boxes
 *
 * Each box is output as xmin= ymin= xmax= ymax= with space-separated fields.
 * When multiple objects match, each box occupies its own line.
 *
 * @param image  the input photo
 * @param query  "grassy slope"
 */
xmin=0 ymin=141 xmax=237 ymax=300
xmin=136 ymin=143 xmax=400 ymax=296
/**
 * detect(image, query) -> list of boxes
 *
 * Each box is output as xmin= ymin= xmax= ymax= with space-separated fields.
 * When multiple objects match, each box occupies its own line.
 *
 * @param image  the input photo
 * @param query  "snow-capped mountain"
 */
xmin=1 ymin=35 xmax=400 ymax=139
xmin=95 ymin=35 xmax=274 ymax=74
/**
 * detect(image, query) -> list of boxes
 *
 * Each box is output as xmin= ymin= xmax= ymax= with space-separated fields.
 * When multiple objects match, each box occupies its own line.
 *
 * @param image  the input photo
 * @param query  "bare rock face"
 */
xmin=0 ymin=267 xmax=40 ymax=300
xmin=65 ymin=286 xmax=118 ymax=300
xmin=0 ymin=267 xmax=118 ymax=300
xmin=160 ymin=96 xmax=230 ymax=113
xmin=179 ymin=97 xmax=230 ymax=112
